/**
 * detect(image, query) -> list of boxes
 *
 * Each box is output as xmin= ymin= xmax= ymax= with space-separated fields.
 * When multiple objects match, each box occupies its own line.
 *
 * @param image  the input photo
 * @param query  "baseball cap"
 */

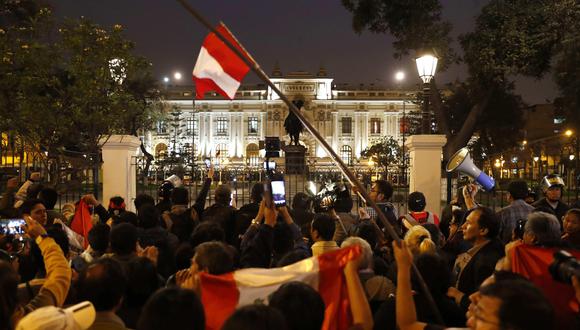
xmin=16 ymin=301 xmax=96 ymax=330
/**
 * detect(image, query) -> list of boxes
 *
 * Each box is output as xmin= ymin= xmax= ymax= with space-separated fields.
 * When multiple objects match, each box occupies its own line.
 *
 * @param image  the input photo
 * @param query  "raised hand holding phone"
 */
xmin=23 ymin=215 xmax=47 ymax=240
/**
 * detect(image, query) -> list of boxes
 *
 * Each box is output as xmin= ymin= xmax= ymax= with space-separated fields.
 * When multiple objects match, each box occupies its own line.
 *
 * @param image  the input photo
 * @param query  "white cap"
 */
xmin=16 ymin=301 xmax=96 ymax=330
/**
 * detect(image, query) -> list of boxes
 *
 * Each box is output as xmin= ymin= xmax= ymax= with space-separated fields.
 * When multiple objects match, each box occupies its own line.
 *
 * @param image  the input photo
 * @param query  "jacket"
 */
xmin=532 ymin=198 xmax=569 ymax=224
xmin=202 ymin=203 xmax=237 ymax=245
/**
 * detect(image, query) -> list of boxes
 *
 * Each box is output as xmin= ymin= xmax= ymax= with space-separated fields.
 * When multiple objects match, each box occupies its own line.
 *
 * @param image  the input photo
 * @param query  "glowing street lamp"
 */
xmin=415 ymin=52 xmax=438 ymax=134
xmin=565 ymin=129 xmax=573 ymax=137
xmin=174 ymin=72 xmax=182 ymax=81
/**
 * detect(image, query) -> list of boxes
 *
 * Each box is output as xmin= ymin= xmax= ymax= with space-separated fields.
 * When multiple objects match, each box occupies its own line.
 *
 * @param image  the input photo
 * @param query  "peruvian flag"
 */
xmin=511 ymin=244 xmax=580 ymax=329
xmin=200 ymin=246 xmax=361 ymax=330
xmin=193 ymin=23 xmax=251 ymax=99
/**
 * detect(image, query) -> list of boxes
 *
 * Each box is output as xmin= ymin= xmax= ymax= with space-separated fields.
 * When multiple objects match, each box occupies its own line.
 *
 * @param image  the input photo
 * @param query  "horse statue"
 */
xmin=284 ymin=100 xmax=304 ymax=146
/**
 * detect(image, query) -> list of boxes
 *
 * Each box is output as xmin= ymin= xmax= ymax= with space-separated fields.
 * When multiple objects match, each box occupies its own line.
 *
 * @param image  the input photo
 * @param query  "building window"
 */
xmin=216 ymin=143 xmax=228 ymax=158
xmin=341 ymin=117 xmax=352 ymax=135
xmin=157 ymin=121 xmax=167 ymax=134
xmin=370 ymin=118 xmax=381 ymax=135
xmin=248 ymin=117 xmax=258 ymax=135
xmin=155 ymin=143 xmax=168 ymax=158
xmin=340 ymin=145 xmax=353 ymax=166
xmin=246 ymin=143 xmax=260 ymax=166
xmin=216 ymin=117 xmax=228 ymax=136
xmin=186 ymin=117 xmax=198 ymax=134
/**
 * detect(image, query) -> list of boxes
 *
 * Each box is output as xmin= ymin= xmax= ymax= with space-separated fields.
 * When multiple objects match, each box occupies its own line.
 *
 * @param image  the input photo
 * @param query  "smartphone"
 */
xmin=204 ymin=158 xmax=211 ymax=168
xmin=0 ymin=219 xmax=26 ymax=235
xmin=270 ymin=179 xmax=286 ymax=207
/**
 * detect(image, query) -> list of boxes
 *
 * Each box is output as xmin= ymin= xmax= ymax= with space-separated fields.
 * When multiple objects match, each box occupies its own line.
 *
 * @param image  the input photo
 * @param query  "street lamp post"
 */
xmin=415 ymin=53 xmax=438 ymax=134
xmin=395 ymin=71 xmax=407 ymax=186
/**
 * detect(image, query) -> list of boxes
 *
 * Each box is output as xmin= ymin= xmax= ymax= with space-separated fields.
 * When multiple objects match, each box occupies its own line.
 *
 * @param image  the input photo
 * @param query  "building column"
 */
xmin=332 ymin=112 xmax=338 ymax=151
xmin=362 ymin=112 xmax=369 ymax=152
xmin=405 ymin=135 xmax=447 ymax=217
xmin=100 ymin=135 xmax=141 ymax=212
xmin=239 ymin=113 xmax=245 ymax=157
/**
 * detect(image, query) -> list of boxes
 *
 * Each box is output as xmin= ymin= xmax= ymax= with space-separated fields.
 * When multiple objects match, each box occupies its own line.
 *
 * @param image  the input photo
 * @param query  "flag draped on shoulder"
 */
xmin=200 ymin=245 xmax=361 ymax=330
xmin=192 ymin=23 xmax=251 ymax=100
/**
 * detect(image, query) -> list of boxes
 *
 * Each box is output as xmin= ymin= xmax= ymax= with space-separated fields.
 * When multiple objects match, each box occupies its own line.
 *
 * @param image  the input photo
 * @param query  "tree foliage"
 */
xmin=0 ymin=1 xmax=162 ymax=159
xmin=360 ymin=136 xmax=402 ymax=170
xmin=342 ymin=0 xmax=580 ymax=159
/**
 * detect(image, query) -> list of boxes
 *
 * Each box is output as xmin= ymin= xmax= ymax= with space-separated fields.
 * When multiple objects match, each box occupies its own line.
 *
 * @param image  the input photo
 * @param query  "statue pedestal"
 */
xmin=283 ymin=145 xmax=306 ymax=174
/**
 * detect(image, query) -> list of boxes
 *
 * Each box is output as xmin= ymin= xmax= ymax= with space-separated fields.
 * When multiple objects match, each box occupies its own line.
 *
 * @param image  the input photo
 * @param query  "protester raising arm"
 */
xmin=240 ymin=200 xmax=276 ymax=268
xmin=192 ymin=166 xmax=214 ymax=220
xmin=344 ymin=249 xmax=373 ymax=330
xmin=21 ymin=216 xmax=72 ymax=313
xmin=394 ymin=240 xmax=431 ymax=330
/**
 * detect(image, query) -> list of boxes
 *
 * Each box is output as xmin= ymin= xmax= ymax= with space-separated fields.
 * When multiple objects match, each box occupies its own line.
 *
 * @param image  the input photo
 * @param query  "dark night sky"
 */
xmin=53 ymin=0 xmax=557 ymax=104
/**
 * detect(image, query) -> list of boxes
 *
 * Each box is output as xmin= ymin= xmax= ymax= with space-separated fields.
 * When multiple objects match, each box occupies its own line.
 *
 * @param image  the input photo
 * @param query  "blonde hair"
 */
xmin=404 ymin=225 xmax=437 ymax=255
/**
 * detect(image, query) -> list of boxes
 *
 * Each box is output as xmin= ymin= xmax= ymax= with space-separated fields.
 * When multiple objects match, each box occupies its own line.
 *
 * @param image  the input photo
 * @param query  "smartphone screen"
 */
xmin=204 ymin=158 xmax=211 ymax=168
xmin=270 ymin=180 xmax=286 ymax=207
xmin=0 ymin=219 xmax=26 ymax=235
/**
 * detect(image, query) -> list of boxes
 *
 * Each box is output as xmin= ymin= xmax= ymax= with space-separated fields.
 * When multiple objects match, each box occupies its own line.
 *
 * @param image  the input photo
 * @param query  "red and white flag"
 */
xmin=200 ymin=246 xmax=361 ymax=330
xmin=193 ymin=23 xmax=251 ymax=100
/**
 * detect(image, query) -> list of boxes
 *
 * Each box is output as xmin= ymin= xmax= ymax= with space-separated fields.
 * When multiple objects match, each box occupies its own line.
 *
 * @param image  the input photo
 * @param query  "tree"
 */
xmin=0 ymin=2 xmax=163 ymax=186
xmin=342 ymin=0 xmax=580 ymax=159
xmin=360 ymin=136 xmax=402 ymax=172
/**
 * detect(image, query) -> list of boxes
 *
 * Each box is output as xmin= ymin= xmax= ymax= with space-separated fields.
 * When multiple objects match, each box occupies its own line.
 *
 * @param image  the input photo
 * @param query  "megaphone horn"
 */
xmin=446 ymin=147 xmax=495 ymax=191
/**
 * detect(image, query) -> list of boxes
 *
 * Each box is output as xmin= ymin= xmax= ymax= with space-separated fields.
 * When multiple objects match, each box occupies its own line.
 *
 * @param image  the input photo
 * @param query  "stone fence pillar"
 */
xmin=405 ymin=135 xmax=447 ymax=217
xmin=100 ymin=135 xmax=141 ymax=212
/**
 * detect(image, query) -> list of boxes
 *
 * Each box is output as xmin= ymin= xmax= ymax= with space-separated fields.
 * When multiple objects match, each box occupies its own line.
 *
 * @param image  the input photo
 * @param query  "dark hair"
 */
xmin=194 ymin=241 xmax=234 ymax=275
xmin=215 ymin=185 xmax=232 ymax=205
xmin=473 ymin=207 xmax=500 ymax=239
xmin=138 ymin=204 xmax=160 ymax=229
xmin=352 ymin=221 xmax=378 ymax=249
xmin=408 ymin=191 xmax=426 ymax=212
xmin=109 ymin=196 xmax=125 ymax=209
xmin=125 ymin=257 xmax=161 ymax=308
xmin=508 ymin=180 xmax=529 ymax=200
xmin=251 ymin=183 xmax=264 ymax=203
xmin=171 ymin=187 xmax=189 ymax=206
xmin=0 ymin=261 xmax=19 ymax=329
xmin=273 ymin=223 xmax=294 ymax=256
xmin=222 ymin=304 xmax=288 ymax=330
xmin=565 ymin=208 xmax=580 ymax=220
xmin=110 ymin=223 xmax=138 ymax=255
xmin=137 ymin=288 xmax=205 ymax=330
xmin=479 ymin=280 xmax=554 ymax=330
xmin=421 ymin=223 xmax=443 ymax=248
xmin=334 ymin=187 xmax=353 ymax=213
xmin=134 ymin=194 xmax=155 ymax=211
xmin=411 ymin=253 xmax=450 ymax=296
xmin=492 ymin=270 xmax=528 ymax=283
xmin=311 ymin=214 xmax=336 ymax=241
xmin=38 ymin=187 xmax=58 ymax=210
xmin=114 ymin=211 xmax=138 ymax=227
xmin=19 ymin=198 xmax=45 ymax=216
xmin=292 ymin=192 xmax=311 ymax=210
xmin=269 ymin=282 xmax=325 ymax=330
xmin=174 ymin=244 xmax=195 ymax=270
xmin=189 ymin=222 xmax=225 ymax=249
xmin=78 ymin=258 xmax=127 ymax=311
xmin=374 ymin=180 xmax=393 ymax=200
xmin=276 ymin=249 xmax=311 ymax=267
xmin=46 ymin=224 xmax=69 ymax=257
xmin=88 ymin=224 xmax=110 ymax=254
xmin=26 ymin=183 xmax=44 ymax=200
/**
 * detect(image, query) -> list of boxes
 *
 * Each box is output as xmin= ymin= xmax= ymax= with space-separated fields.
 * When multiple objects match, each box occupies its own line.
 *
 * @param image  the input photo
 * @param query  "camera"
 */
xmin=549 ymin=250 xmax=580 ymax=284
xmin=312 ymin=182 xmax=348 ymax=213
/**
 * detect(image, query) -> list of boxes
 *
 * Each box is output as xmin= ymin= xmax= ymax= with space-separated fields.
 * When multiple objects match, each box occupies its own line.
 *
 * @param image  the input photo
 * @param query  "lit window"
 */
xmin=248 ymin=117 xmax=258 ymax=135
xmin=340 ymin=145 xmax=353 ymax=165
xmin=157 ymin=121 xmax=167 ymax=134
xmin=370 ymin=118 xmax=381 ymax=135
xmin=186 ymin=117 xmax=198 ymax=134
xmin=216 ymin=143 xmax=228 ymax=158
xmin=216 ymin=117 xmax=228 ymax=136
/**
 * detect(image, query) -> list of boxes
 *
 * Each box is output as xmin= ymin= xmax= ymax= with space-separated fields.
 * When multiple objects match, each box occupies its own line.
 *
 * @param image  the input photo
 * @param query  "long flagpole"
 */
xmin=176 ymin=0 xmax=443 ymax=324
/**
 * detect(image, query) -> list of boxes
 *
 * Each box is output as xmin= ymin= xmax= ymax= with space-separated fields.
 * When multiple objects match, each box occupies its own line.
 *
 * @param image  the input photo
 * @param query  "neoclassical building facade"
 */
xmin=143 ymin=68 xmax=418 ymax=167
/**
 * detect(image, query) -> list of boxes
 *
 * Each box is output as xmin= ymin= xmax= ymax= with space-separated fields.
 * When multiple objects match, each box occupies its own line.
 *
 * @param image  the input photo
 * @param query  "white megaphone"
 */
xmin=446 ymin=147 xmax=495 ymax=191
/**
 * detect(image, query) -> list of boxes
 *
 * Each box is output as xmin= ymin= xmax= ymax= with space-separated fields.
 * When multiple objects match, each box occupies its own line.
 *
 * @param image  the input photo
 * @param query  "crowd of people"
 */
xmin=1 ymin=168 xmax=580 ymax=330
